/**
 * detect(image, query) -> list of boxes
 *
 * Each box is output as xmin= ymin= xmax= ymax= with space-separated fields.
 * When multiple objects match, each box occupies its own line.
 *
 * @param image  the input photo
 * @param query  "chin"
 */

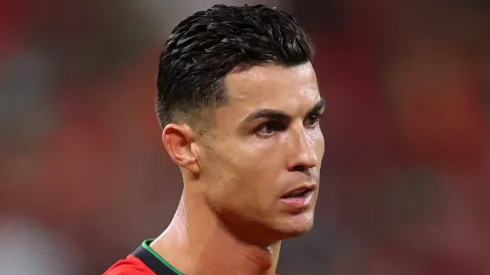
xmin=274 ymin=212 xmax=315 ymax=239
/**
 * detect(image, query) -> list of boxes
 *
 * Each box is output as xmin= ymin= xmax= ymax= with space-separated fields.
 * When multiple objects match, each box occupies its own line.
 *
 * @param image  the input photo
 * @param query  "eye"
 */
xmin=255 ymin=121 xmax=286 ymax=137
xmin=304 ymin=113 xmax=322 ymax=128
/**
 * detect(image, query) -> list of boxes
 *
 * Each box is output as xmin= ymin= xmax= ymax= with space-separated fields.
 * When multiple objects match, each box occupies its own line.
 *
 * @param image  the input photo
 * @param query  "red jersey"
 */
xmin=104 ymin=239 xmax=183 ymax=275
xmin=104 ymin=239 xmax=279 ymax=275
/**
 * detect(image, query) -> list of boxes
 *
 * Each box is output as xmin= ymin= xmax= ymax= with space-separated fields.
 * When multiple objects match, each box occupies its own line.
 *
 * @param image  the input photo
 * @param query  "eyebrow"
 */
xmin=242 ymin=98 xmax=326 ymax=124
xmin=306 ymin=98 xmax=326 ymax=117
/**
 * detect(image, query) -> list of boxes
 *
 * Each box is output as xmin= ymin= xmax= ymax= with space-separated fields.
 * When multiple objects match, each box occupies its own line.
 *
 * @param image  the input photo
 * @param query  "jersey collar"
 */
xmin=132 ymin=239 xmax=184 ymax=275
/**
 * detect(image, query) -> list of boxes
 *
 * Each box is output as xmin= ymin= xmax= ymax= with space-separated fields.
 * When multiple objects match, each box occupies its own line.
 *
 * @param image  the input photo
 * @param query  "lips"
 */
xmin=279 ymin=184 xmax=315 ymax=211
xmin=282 ymin=187 xmax=312 ymax=198
xmin=281 ymin=184 xmax=315 ymax=199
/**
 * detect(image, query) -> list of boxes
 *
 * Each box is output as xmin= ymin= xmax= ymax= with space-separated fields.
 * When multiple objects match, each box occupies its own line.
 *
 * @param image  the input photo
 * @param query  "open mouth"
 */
xmin=282 ymin=187 xmax=313 ymax=199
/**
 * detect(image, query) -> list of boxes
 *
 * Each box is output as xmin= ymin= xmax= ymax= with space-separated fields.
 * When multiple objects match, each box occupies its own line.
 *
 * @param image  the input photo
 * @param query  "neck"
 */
xmin=151 ymin=188 xmax=281 ymax=275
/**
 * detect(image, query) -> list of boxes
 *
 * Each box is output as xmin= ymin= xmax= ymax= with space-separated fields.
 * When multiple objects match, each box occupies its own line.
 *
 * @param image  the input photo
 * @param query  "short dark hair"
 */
xmin=156 ymin=4 xmax=314 ymax=130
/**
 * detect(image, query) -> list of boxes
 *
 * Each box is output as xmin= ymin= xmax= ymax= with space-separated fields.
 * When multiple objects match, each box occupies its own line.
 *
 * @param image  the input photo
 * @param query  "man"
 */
xmin=104 ymin=4 xmax=325 ymax=275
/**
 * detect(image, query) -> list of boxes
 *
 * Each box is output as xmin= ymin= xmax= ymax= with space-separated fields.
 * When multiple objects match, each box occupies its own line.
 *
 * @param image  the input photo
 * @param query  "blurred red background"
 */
xmin=1 ymin=1 xmax=489 ymax=274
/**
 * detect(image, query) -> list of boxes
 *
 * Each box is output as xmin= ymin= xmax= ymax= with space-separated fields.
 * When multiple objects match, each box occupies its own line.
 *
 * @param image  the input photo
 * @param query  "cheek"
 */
xmin=317 ymin=133 xmax=325 ymax=158
xmin=311 ymin=129 xmax=325 ymax=165
xmin=216 ymin=147 xmax=278 ymax=205
xmin=204 ymin=147 xmax=256 ymax=196
xmin=206 ymin=134 xmax=286 ymax=196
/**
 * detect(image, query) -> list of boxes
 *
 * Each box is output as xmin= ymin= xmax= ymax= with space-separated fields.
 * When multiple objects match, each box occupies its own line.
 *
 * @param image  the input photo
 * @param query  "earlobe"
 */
xmin=162 ymin=124 xmax=201 ymax=173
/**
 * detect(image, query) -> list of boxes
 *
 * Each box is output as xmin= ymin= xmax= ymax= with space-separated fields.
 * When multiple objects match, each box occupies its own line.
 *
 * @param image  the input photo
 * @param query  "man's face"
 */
xmin=200 ymin=62 xmax=325 ymax=244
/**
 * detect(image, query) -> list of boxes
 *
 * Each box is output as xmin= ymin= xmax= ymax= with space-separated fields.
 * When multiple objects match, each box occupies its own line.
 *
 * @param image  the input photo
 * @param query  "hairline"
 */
xmin=166 ymin=61 xmax=313 ymax=139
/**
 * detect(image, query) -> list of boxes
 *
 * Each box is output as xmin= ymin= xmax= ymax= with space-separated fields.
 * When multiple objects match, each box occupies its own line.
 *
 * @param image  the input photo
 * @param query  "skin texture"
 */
xmin=153 ymin=62 xmax=325 ymax=275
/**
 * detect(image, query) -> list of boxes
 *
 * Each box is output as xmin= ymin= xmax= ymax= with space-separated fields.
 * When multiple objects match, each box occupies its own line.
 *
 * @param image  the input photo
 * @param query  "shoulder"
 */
xmin=103 ymin=255 xmax=156 ymax=275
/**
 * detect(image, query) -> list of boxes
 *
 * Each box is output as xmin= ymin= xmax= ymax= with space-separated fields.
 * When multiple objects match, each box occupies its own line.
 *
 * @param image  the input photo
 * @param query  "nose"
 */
xmin=286 ymin=125 xmax=317 ymax=172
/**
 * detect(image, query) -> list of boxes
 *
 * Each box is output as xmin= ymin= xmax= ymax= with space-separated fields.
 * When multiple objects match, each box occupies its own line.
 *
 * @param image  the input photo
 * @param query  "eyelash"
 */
xmin=254 ymin=113 xmax=322 ymax=137
xmin=255 ymin=121 xmax=286 ymax=137
xmin=305 ymin=113 xmax=322 ymax=128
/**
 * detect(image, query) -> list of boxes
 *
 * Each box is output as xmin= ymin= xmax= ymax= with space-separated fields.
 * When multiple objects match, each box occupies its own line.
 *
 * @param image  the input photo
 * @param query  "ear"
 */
xmin=162 ymin=123 xmax=200 ymax=173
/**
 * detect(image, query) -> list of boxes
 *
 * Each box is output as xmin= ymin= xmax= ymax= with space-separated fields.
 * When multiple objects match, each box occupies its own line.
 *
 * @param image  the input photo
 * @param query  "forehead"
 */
xmin=223 ymin=63 xmax=320 ymax=113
